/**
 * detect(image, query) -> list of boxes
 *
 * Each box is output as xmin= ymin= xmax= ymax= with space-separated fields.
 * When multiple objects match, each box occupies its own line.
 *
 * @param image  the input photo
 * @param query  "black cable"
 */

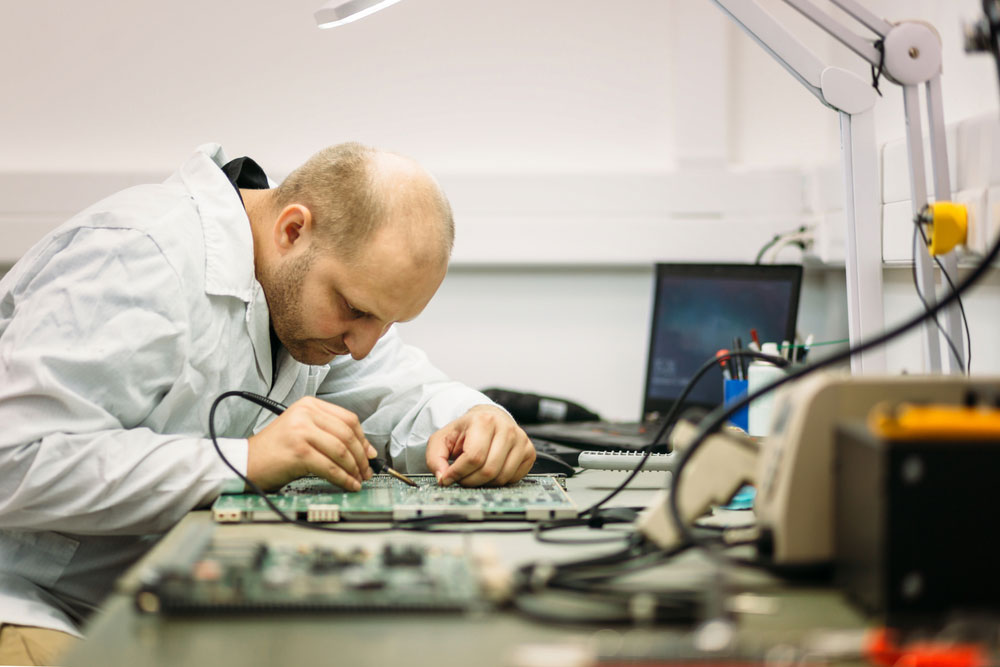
xmin=509 ymin=587 xmax=702 ymax=625
xmin=396 ymin=520 xmax=536 ymax=535
xmin=579 ymin=349 xmax=789 ymax=519
xmin=533 ymin=511 xmax=637 ymax=545
xmin=667 ymin=214 xmax=1000 ymax=556
xmin=871 ymin=39 xmax=886 ymax=96
xmin=938 ymin=264 xmax=973 ymax=375
xmin=516 ymin=541 xmax=682 ymax=589
xmin=910 ymin=223 xmax=966 ymax=373
xmin=915 ymin=221 xmax=973 ymax=374
xmin=209 ymin=391 xmax=408 ymax=534
xmin=508 ymin=537 xmax=741 ymax=625
xmin=983 ymin=0 xmax=1000 ymax=91
xmin=514 ymin=442 xmax=754 ymax=624
xmin=531 ymin=538 xmax=663 ymax=574
xmin=510 ymin=508 xmax=748 ymax=625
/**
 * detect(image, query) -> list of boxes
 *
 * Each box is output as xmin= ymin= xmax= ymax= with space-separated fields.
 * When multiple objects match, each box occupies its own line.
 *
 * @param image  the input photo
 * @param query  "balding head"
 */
xmin=273 ymin=143 xmax=453 ymax=267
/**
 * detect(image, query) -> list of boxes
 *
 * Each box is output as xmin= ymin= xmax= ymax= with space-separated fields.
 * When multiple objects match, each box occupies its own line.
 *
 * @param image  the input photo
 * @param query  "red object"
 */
xmin=716 ymin=349 xmax=732 ymax=377
xmin=865 ymin=627 xmax=989 ymax=667
xmin=750 ymin=328 xmax=761 ymax=349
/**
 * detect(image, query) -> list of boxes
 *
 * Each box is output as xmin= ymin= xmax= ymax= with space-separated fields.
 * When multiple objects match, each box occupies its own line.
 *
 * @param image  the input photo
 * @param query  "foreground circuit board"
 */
xmin=136 ymin=539 xmax=487 ymax=615
xmin=212 ymin=474 xmax=576 ymax=523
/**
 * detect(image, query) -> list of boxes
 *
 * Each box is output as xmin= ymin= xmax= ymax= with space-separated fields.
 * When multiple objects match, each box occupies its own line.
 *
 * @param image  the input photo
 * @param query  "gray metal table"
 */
xmin=63 ymin=470 xmax=869 ymax=666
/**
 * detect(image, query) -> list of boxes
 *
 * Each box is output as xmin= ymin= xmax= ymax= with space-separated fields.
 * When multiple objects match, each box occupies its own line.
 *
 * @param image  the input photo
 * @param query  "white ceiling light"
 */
xmin=315 ymin=0 xmax=404 ymax=29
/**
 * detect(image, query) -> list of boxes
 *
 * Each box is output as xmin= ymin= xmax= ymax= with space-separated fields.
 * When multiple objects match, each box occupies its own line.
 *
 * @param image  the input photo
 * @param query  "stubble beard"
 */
xmin=259 ymin=250 xmax=326 ymax=365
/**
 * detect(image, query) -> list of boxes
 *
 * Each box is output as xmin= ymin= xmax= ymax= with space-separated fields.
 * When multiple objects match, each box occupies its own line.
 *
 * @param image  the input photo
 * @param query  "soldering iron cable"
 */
xmin=207 ymin=391 xmax=467 ymax=534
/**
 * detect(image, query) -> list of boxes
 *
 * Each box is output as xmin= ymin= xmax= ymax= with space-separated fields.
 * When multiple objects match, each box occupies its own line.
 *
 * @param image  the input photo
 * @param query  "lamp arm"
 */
xmin=711 ymin=0 xmax=827 ymax=105
xmin=827 ymin=0 xmax=892 ymax=38
xmin=783 ymin=0 xmax=884 ymax=64
xmin=711 ymin=0 xmax=966 ymax=374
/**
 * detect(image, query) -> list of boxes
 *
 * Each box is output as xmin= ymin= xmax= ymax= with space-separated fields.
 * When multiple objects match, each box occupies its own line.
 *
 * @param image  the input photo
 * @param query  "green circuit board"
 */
xmin=135 ymin=540 xmax=488 ymax=615
xmin=212 ymin=474 xmax=575 ymax=523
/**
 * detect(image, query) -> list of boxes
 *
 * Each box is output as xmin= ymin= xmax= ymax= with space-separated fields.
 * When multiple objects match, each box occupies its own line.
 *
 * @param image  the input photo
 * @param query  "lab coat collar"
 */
xmin=171 ymin=143 xmax=257 ymax=303
xmin=169 ymin=144 xmax=275 ymax=386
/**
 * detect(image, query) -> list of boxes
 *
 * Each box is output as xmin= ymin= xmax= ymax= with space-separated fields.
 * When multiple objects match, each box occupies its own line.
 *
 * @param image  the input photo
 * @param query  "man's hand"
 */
xmin=426 ymin=405 xmax=536 ymax=487
xmin=246 ymin=396 xmax=376 ymax=491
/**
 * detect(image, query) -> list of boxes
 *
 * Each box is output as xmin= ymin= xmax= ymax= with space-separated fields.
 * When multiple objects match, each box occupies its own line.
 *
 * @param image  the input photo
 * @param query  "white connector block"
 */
xmin=213 ymin=508 xmax=244 ymax=523
xmin=306 ymin=504 xmax=341 ymax=522
xmin=955 ymin=189 xmax=987 ymax=256
xmin=985 ymin=185 xmax=1000 ymax=259
xmin=881 ymin=200 xmax=915 ymax=264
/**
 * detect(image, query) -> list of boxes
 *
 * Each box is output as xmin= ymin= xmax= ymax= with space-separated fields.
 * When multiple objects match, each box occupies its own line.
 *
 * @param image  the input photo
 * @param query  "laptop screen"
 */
xmin=642 ymin=263 xmax=802 ymax=420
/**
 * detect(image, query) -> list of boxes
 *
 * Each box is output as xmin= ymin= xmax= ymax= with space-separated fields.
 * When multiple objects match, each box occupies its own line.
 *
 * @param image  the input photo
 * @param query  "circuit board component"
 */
xmin=135 ymin=540 xmax=487 ymax=615
xmin=212 ymin=474 xmax=575 ymax=523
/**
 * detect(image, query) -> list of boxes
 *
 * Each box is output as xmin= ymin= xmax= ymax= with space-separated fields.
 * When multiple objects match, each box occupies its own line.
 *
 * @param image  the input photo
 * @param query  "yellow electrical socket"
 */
xmin=923 ymin=201 xmax=968 ymax=256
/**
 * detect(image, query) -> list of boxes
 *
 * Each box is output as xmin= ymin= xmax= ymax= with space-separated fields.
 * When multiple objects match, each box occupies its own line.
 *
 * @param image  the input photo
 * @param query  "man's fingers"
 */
xmin=509 ymin=446 xmax=536 ymax=485
xmin=307 ymin=409 xmax=372 ymax=480
xmin=425 ymin=430 xmax=454 ymax=480
xmin=282 ymin=398 xmax=374 ymax=484
xmin=308 ymin=432 xmax=364 ymax=482
xmin=302 ymin=449 xmax=362 ymax=491
xmin=459 ymin=431 xmax=534 ymax=487
xmin=437 ymin=421 xmax=490 ymax=486
xmin=491 ymin=438 xmax=533 ymax=486
xmin=303 ymin=397 xmax=371 ymax=454
xmin=456 ymin=428 xmax=513 ymax=487
xmin=247 ymin=398 xmax=376 ymax=492
xmin=426 ymin=406 xmax=534 ymax=488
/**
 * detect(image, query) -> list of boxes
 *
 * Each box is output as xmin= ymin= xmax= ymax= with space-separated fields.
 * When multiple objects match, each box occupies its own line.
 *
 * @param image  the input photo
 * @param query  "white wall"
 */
xmin=1 ymin=0 xmax=999 ymax=420
xmin=0 ymin=0 xmax=677 ymax=173
xmin=4 ymin=0 xmax=987 ymax=172
xmin=398 ymin=267 xmax=656 ymax=420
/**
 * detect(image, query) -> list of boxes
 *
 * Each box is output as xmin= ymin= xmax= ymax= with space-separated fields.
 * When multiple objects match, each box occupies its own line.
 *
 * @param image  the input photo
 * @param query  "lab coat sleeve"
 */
xmin=315 ymin=328 xmax=499 ymax=473
xmin=0 ymin=226 xmax=247 ymax=535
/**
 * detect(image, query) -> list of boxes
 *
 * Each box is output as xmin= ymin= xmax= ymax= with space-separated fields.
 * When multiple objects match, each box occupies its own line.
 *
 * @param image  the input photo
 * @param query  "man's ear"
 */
xmin=273 ymin=204 xmax=314 ymax=255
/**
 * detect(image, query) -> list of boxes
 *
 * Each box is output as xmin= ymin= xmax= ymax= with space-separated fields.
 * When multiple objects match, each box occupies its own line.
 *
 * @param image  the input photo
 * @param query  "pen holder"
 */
xmin=723 ymin=378 xmax=749 ymax=432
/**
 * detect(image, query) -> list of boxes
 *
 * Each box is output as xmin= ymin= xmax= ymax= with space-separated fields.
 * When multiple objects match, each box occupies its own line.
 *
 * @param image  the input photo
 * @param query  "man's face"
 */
xmin=260 ymin=224 xmax=447 ymax=366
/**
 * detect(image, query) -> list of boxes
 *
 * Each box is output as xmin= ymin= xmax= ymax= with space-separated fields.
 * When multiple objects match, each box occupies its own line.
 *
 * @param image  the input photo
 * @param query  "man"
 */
xmin=0 ymin=142 xmax=535 ymax=663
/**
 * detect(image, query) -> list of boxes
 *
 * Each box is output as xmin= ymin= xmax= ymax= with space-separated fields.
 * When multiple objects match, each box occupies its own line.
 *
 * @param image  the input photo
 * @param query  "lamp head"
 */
xmin=315 ymin=0 xmax=403 ymax=29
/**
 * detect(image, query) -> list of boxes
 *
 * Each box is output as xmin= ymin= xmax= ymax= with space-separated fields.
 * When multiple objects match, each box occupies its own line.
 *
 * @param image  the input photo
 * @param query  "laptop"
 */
xmin=524 ymin=263 xmax=803 ymax=451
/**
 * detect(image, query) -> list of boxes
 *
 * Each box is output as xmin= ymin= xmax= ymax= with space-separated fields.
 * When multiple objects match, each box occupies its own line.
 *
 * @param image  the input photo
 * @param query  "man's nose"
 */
xmin=345 ymin=319 xmax=391 ymax=360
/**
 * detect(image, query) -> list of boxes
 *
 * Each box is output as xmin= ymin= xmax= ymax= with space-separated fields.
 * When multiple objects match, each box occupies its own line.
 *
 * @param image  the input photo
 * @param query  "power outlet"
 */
xmin=985 ymin=185 xmax=1000 ymax=259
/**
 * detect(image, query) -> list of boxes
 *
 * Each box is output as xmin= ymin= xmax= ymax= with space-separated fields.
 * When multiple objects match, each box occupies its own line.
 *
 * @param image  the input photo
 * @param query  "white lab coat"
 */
xmin=0 ymin=144 xmax=493 ymax=635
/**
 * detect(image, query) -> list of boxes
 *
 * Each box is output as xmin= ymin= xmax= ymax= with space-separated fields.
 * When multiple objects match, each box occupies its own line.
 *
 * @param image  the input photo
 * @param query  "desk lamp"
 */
xmin=711 ymin=0 xmax=967 ymax=375
xmin=315 ymin=0 xmax=402 ymax=29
